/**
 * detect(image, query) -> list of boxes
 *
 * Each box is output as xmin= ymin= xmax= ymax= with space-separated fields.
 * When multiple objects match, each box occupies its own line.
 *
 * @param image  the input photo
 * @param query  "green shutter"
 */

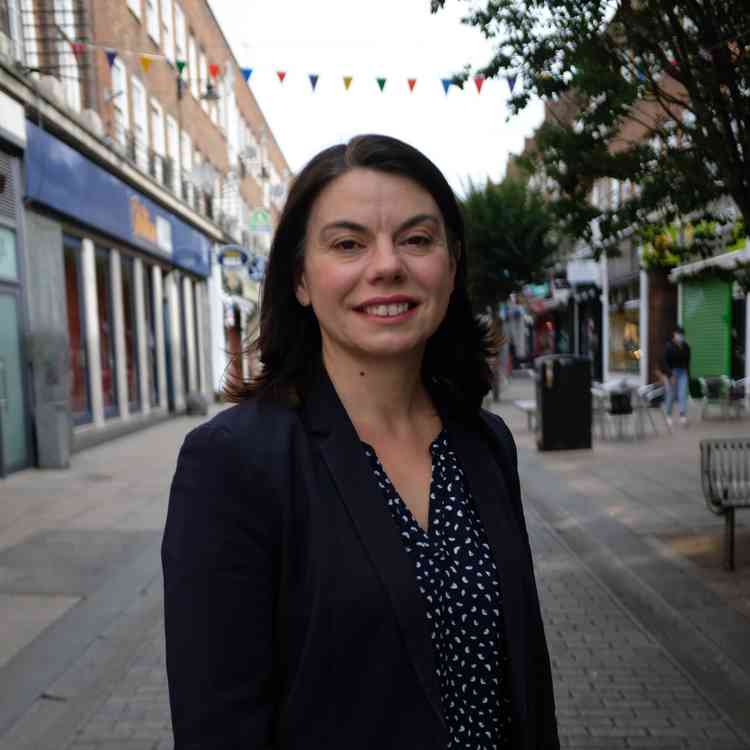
xmin=681 ymin=279 xmax=731 ymax=377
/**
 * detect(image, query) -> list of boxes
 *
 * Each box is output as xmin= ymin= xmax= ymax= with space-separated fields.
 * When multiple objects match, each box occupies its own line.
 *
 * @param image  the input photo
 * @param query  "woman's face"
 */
xmin=296 ymin=168 xmax=456 ymax=371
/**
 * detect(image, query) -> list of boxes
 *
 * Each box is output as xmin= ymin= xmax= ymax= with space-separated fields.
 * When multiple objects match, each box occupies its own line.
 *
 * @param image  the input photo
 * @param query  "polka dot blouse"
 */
xmin=363 ymin=429 xmax=513 ymax=749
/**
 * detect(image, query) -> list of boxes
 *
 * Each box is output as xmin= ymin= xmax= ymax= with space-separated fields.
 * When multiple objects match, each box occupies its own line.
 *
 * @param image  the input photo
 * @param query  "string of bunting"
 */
xmin=62 ymin=38 xmax=520 ymax=95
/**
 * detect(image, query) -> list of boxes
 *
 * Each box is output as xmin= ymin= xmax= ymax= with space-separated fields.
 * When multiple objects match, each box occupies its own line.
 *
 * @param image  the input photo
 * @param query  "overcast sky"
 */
xmin=208 ymin=0 xmax=543 ymax=197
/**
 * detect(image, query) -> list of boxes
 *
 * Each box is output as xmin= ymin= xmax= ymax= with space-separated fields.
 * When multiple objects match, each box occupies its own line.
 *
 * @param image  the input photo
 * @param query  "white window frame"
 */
xmin=150 ymin=97 xmax=165 ymax=182
xmin=166 ymin=114 xmax=179 ymax=191
xmin=161 ymin=0 xmax=174 ymax=63
xmin=111 ymin=58 xmax=130 ymax=145
xmin=199 ymin=49 xmax=208 ymax=111
xmin=188 ymin=34 xmax=198 ymax=99
xmin=180 ymin=130 xmax=192 ymax=204
xmin=174 ymin=3 xmax=186 ymax=61
xmin=127 ymin=0 xmax=141 ymax=20
xmin=54 ymin=0 xmax=81 ymax=112
xmin=610 ymin=178 xmax=620 ymax=210
xmin=145 ymin=0 xmax=160 ymax=45
xmin=131 ymin=77 xmax=149 ymax=170
xmin=19 ymin=0 xmax=39 ymax=69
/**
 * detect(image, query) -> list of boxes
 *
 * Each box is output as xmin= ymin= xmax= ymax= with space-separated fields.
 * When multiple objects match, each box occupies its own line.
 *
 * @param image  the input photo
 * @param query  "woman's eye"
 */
xmin=403 ymin=235 xmax=432 ymax=247
xmin=333 ymin=239 xmax=363 ymax=252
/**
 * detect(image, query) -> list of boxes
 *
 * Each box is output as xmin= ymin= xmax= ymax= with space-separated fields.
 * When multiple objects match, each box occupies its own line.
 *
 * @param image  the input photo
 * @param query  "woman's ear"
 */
xmin=295 ymin=271 xmax=311 ymax=307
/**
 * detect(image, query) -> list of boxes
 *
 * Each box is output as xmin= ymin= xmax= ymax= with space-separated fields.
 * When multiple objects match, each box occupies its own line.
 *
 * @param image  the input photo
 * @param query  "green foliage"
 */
xmin=433 ymin=0 xmax=750 ymax=262
xmin=461 ymin=178 xmax=558 ymax=310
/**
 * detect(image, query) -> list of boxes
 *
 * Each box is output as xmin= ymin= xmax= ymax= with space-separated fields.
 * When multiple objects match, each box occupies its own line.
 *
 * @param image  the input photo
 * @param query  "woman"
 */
xmin=162 ymin=134 xmax=559 ymax=749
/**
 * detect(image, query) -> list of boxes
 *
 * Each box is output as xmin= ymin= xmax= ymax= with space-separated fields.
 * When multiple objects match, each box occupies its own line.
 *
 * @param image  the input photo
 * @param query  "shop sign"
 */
xmin=25 ymin=123 xmax=210 ymax=277
xmin=217 ymin=245 xmax=249 ymax=268
xmin=248 ymin=208 xmax=272 ymax=234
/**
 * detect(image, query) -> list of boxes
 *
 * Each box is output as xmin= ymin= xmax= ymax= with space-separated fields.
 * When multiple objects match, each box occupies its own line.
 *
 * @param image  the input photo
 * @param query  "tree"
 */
xmin=434 ymin=0 xmax=750 ymax=264
xmin=462 ymin=177 xmax=559 ymax=311
xmin=461 ymin=177 xmax=558 ymax=397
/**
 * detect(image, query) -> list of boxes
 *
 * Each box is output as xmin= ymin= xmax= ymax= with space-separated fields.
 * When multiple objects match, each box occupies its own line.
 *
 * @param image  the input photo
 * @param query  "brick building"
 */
xmin=0 ymin=0 xmax=290 ymax=474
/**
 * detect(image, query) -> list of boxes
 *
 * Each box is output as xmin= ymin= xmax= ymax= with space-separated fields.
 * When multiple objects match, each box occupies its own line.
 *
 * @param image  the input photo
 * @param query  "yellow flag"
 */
xmin=140 ymin=55 xmax=152 ymax=74
xmin=343 ymin=76 xmax=353 ymax=91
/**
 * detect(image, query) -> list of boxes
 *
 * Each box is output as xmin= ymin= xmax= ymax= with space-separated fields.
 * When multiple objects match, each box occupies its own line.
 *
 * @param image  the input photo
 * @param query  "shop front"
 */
xmin=608 ymin=278 xmax=642 ymax=376
xmin=23 ymin=123 xmax=213 ymax=464
xmin=0 ymin=90 xmax=30 ymax=476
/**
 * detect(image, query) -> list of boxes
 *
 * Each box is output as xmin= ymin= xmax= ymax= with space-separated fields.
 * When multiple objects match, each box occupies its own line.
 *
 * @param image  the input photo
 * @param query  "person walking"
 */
xmin=162 ymin=134 xmax=559 ymax=749
xmin=662 ymin=325 xmax=691 ymax=427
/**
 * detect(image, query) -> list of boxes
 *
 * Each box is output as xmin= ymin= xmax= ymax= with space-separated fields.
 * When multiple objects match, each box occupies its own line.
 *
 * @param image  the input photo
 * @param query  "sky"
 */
xmin=207 ymin=0 xmax=543 ymax=197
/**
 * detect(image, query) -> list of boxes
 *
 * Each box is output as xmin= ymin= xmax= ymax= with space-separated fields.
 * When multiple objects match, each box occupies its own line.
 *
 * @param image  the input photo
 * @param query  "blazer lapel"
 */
xmin=302 ymin=371 xmax=447 ymax=736
xmin=446 ymin=417 xmax=530 ymax=723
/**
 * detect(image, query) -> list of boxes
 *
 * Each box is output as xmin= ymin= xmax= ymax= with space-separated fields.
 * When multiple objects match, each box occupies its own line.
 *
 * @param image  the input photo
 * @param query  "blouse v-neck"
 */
xmin=362 ymin=429 xmax=513 ymax=749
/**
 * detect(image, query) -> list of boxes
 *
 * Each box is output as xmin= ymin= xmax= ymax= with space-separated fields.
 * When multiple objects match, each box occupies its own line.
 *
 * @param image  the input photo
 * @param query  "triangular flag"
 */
xmin=241 ymin=67 xmax=252 ymax=82
xmin=140 ymin=55 xmax=152 ymax=74
xmin=441 ymin=78 xmax=452 ymax=95
xmin=277 ymin=71 xmax=286 ymax=83
xmin=474 ymin=74 xmax=485 ymax=93
xmin=71 ymin=41 xmax=86 ymax=58
xmin=343 ymin=76 xmax=353 ymax=90
xmin=209 ymin=62 xmax=220 ymax=79
xmin=506 ymin=74 xmax=517 ymax=94
xmin=376 ymin=77 xmax=386 ymax=92
xmin=105 ymin=49 xmax=117 ymax=68
xmin=309 ymin=73 xmax=319 ymax=91
xmin=176 ymin=59 xmax=186 ymax=76
xmin=407 ymin=78 xmax=417 ymax=92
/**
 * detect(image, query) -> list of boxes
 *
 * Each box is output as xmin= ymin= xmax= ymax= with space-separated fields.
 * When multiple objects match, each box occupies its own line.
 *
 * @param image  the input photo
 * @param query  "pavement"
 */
xmin=0 ymin=378 xmax=748 ymax=749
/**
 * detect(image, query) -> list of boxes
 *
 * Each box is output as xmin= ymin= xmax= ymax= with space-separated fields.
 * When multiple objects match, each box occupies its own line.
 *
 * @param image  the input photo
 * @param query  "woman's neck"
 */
xmin=322 ymin=347 xmax=437 ymax=440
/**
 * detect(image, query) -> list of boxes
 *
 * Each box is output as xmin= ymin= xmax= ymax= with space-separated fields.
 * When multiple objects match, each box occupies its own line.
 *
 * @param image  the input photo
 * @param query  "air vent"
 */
xmin=0 ymin=152 xmax=17 ymax=220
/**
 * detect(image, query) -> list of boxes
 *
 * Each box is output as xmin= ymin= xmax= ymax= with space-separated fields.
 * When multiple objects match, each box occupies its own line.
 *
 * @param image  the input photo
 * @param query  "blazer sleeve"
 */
xmin=482 ymin=412 xmax=560 ymax=750
xmin=162 ymin=421 xmax=279 ymax=749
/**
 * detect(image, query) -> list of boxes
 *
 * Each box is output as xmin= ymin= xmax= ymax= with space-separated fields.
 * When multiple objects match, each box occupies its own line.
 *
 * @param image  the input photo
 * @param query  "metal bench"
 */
xmin=700 ymin=438 xmax=750 ymax=570
xmin=513 ymin=399 xmax=537 ymax=430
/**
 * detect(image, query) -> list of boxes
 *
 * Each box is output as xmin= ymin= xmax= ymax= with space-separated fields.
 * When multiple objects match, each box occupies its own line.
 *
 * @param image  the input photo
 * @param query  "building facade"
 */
xmin=0 ymin=0 xmax=290 ymax=473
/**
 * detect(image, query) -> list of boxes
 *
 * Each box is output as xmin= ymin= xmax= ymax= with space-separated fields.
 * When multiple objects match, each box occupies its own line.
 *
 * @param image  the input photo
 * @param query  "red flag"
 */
xmin=407 ymin=78 xmax=417 ymax=92
xmin=474 ymin=74 xmax=485 ymax=94
xmin=209 ymin=63 xmax=220 ymax=79
xmin=277 ymin=71 xmax=287 ymax=83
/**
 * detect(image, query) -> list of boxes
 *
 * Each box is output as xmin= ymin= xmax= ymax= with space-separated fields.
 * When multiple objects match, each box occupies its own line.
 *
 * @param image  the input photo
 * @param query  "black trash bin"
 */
xmin=535 ymin=354 xmax=592 ymax=451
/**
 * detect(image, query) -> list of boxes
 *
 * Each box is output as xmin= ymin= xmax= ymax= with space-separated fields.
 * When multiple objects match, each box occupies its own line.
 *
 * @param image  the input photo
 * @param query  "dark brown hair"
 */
xmin=224 ymin=133 xmax=494 ymax=413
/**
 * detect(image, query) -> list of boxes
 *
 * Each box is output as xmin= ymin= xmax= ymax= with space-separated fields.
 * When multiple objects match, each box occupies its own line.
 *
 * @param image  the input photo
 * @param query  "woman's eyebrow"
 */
xmin=318 ymin=213 xmax=441 ymax=239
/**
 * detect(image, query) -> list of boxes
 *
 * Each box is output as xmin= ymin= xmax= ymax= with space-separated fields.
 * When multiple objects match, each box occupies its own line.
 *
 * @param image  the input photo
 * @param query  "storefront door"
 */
xmin=0 ymin=287 xmax=29 ymax=475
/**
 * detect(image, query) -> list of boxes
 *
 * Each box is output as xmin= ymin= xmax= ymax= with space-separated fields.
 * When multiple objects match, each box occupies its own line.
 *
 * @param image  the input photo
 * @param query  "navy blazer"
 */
xmin=162 ymin=371 xmax=559 ymax=749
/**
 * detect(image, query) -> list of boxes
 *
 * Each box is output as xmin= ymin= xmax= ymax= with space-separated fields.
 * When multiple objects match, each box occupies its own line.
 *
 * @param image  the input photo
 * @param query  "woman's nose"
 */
xmin=367 ymin=238 xmax=403 ymax=281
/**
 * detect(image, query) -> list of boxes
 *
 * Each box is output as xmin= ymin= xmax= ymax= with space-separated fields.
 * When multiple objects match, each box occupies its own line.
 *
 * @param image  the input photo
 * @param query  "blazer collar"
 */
xmin=302 ymin=368 xmax=447 ymax=737
xmin=301 ymin=369 xmax=529 ymax=736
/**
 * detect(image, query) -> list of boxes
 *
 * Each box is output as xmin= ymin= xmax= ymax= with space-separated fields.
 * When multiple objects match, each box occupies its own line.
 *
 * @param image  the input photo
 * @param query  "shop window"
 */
xmin=63 ymin=236 xmax=91 ymax=424
xmin=609 ymin=286 xmax=641 ymax=373
xmin=95 ymin=247 xmax=119 ymax=417
xmin=142 ymin=265 xmax=159 ymax=407
xmin=192 ymin=282 xmax=201 ymax=390
xmin=179 ymin=276 xmax=191 ymax=392
xmin=121 ymin=256 xmax=141 ymax=412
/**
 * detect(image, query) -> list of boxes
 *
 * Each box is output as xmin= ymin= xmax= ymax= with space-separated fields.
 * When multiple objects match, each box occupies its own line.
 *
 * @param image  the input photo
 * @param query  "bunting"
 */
xmin=42 ymin=38 xmax=524 ymax=99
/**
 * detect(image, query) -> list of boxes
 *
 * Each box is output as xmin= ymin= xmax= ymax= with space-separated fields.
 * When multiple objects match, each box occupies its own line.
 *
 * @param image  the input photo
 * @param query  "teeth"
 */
xmin=364 ymin=302 xmax=410 ymax=317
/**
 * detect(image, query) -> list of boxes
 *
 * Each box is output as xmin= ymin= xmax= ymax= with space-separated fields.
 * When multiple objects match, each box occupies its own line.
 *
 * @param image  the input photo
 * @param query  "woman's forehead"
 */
xmin=307 ymin=168 xmax=443 ymax=230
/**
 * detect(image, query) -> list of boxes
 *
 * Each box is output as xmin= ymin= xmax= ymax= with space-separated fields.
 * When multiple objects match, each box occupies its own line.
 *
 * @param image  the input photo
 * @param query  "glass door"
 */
xmin=0 ymin=289 xmax=29 ymax=475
